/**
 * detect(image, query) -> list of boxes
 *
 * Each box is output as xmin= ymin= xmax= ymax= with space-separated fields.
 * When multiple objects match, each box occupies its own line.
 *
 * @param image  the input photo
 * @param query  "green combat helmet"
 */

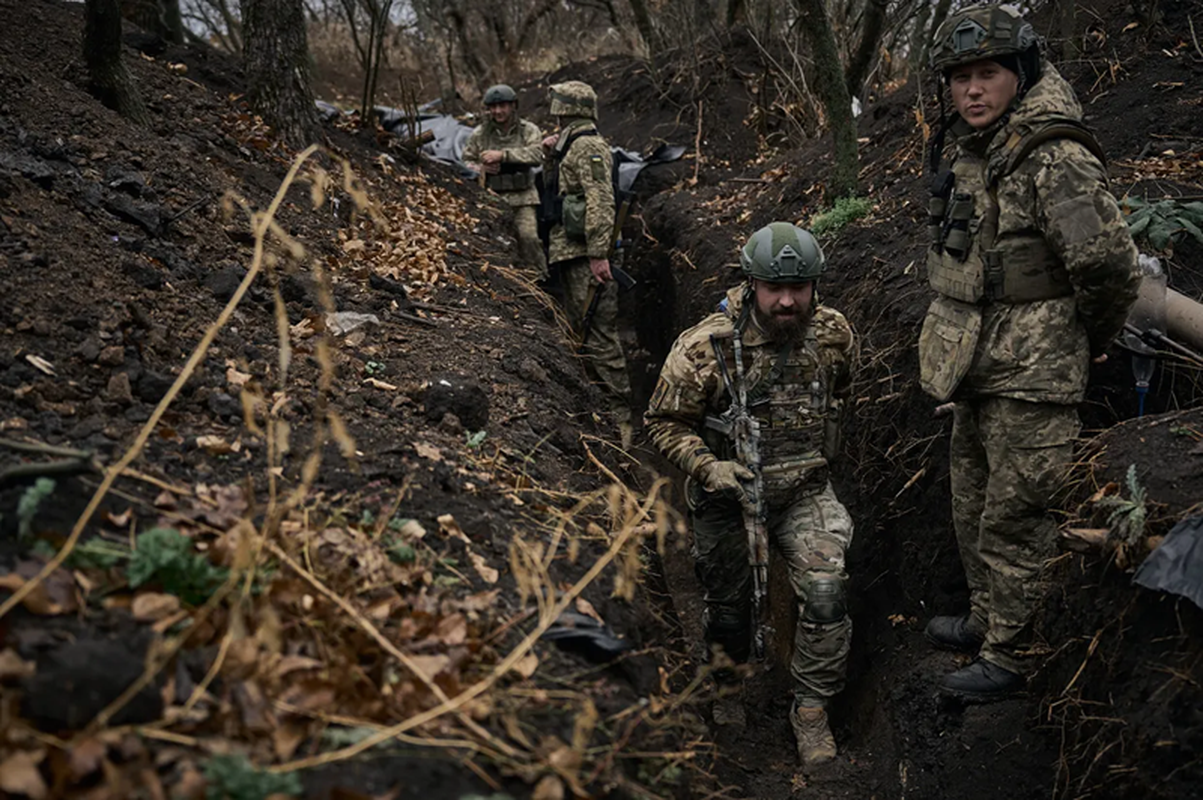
xmin=740 ymin=222 xmax=826 ymax=283
xmin=929 ymin=4 xmax=1041 ymax=90
xmin=482 ymin=84 xmax=517 ymax=106
xmin=549 ymin=81 xmax=598 ymax=120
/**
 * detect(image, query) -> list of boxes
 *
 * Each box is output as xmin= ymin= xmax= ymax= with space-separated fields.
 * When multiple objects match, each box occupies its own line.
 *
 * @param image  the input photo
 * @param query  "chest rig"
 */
xmin=926 ymin=117 xmax=1106 ymax=305
xmin=482 ymin=121 xmax=535 ymax=192
xmin=704 ymin=325 xmax=835 ymax=506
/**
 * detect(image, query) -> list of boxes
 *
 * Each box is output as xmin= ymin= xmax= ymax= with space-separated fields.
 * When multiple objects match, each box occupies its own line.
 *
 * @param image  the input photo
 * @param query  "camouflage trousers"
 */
xmin=559 ymin=257 xmax=632 ymax=424
xmin=951 ymin=397 xmax=1079 ymax=675
xmin=688 ymin=480 xmax=853 ymax=706
xmin=512 ymin=204 xmax=547 ymax=281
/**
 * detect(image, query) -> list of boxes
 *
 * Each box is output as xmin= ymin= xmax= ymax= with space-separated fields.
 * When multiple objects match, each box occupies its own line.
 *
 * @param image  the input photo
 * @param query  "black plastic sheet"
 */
xmin=1133 ymin=515 xmax=1203 ymax=610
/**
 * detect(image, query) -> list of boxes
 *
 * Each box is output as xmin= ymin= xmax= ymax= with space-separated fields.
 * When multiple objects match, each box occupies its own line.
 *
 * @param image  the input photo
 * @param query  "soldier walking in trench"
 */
xmin=463 ymin=84 xmax=548 ymax=281
xmin=542 ymin=80 xmax=634 ymax=447
xmin=645 ymin=223 xmax=857 ymax=767
xmin=919 ymin=4 xmax=1139 ymax=700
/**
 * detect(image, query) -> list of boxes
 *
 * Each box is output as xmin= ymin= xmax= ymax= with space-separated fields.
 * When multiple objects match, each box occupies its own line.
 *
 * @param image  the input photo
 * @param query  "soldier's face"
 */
xmin=488 ymin=102 xmax=515 ymax=125
xmin=948 ymin=59 xmax=1019 ymax=129
xmin=752 ymin=280 xmax=814 ymax=342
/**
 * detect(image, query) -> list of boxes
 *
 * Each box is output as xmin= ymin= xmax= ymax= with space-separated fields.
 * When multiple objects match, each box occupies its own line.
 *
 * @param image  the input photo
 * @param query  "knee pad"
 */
xmin=801 ymin=571 xmax=847 ymax=624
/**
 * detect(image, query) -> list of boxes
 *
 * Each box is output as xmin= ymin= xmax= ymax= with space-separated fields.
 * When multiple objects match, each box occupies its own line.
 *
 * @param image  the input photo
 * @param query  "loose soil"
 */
xmin=1 ymin=0 xmax=1202 ymax=798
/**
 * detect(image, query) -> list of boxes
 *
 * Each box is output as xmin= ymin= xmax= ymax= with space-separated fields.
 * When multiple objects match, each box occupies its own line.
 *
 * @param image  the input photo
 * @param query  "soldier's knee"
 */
xmin=703 ymin=606 xmax=751 ymax=663
xmin=800 ymin=570 xmax=847 ymax=624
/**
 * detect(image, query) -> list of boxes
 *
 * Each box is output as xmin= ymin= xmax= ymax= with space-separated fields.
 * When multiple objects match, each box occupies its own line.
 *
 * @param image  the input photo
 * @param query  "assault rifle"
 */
xmin=707 ymin=328 xmax=770 ymax=660
xmin=577 ymin=194 xmax=637 ymax=354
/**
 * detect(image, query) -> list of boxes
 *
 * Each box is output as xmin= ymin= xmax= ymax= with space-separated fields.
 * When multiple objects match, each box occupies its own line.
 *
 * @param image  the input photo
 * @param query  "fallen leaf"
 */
xmin=514 ymin=652 xmax=539 ymax=678
xmin=195 ymin=435 xmax=238 ymax=455
xmin=414 ymin=442 xmax=442 ymax=461
xmin=460 ymin=589 xmax=500 ymax=612
xmin=226 ymin=366 xmax=252 ymax=388
xmin=575 ymin=597 xmax=604 ymax=624
xmin=407 ymin=654 xmax=449 ymax=682
xmin=342 ymin=238 xmax=366 ymax=252
xmin=67 ymin=738 xmax=107 ymax=781
xmin=0 ymin=648 xmax=35 ymax=681
xmin=132 ymin=592 xmax=181 ymax=622
xmin=0 ymin=564 xmax=79 ymax=615
xmin=25 ymin=354 xmax=56 ymax=376
xmin=1122 ymin=21 xmax=1140 ymax=31
xmin=0 ymin=750 xmax=48 ymax=799
xmin=397 ymin=520 xmax=426 ymax=540
xmin=364 ymin=378 xmax=398 ymax=391
xmin=469 ymin=552 xmax=499 ymax=584
xmin=532 ymin=775 xmax=565 ymax=800
xmin=436 ymin=613 xmax=467 ymax=645
xmin=438 ymin=514 xmax=469 ymax=542
xmin=106 ymin=509 xmax=132 ymax=527
xmin=273 ymin=721 xmax=307 ymax=761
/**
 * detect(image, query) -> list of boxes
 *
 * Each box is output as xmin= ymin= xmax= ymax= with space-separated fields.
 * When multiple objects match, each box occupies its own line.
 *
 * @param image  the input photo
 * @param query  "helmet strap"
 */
xmin=735 ymin=282 xmax=754 ymax=335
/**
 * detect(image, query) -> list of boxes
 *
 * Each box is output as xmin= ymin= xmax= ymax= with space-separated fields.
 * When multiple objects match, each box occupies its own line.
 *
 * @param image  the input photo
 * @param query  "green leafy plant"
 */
xmin=15 ymin=478 xmax=56 ymax=541
xmin=466 ymin=430 xmax=487 ymax=448
xmin=383 ymin=537 xmax=417 ymax=565
xmin=30 ymin=537 xmax=129 ymax=569
xmin=809 ymin=196 xmax=873 ymax=237
xmin=202 ymin=754 xmax=301 ymax=800
xmin=363 ymin=360 xmax=386 ymax=376
xmin=1122 ymin=198 xmax=1203 ymax=251
xmin=129 ymin=527 xmax=228 ymax=605
xmin=1095 ymin=464 xmax=1148 ymax=548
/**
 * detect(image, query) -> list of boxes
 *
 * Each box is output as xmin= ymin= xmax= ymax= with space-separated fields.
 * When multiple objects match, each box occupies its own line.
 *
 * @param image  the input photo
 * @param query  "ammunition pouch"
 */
xmin=918 ymin=295 xmax=982 ymax=401
xmin=485 ymin=167 xmax=534 ymax=192
xmin=928 ymin=170 xmax=955 ymax=247
xmin=942 ymin=192 xmax=975 ymax=261
xmin=562 ymin=193 xmax=587 ymax=242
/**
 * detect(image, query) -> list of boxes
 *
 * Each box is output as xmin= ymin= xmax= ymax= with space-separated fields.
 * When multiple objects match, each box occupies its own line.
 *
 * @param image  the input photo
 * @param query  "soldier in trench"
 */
xmin=919 ymin=4 xmax=1139 ymax=701
xmin=644 ymin=223 xmax=856 ymax=767
xmin=541 ymin=80 xmax=634 ymax=448
xmin=462 ymin=84 xmax=548 ymax=281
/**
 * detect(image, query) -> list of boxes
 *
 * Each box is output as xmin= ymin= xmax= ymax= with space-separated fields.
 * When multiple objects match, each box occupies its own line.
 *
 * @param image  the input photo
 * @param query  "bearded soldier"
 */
xmin=463 ymin=84 xmax=547 ymax=280
xmin=542 ymin=80 xmax=633 ymax=445
xmin=645 ymin=223 xmax=856 ymax=767
xmin=919 ymin=4 xmax=1139 ymax=701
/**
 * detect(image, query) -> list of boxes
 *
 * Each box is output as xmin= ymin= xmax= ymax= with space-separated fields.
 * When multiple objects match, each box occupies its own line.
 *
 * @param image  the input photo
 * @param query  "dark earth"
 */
xmin=2 ymin=0 xmax=1202 ymax=798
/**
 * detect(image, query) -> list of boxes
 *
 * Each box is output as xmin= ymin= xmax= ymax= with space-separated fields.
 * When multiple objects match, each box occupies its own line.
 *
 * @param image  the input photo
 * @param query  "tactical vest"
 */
xmin=927 ymin=117 xmax=1106 ymax=304
xmin=485 ymin=164 xmax=534 ymax=192
xmin=703 ymin=328 xmax=837 ymax=506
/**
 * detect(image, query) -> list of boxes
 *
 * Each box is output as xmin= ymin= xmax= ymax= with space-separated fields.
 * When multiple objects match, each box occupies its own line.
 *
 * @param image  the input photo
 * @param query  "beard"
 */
xmin=755 ymin=305 xmax=813 ymax=345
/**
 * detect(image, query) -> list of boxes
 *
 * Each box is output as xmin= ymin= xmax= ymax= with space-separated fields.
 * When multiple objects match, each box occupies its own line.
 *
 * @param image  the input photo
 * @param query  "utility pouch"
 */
xmin=821 ymin=398 xmax=843 ymax=461
xmin=928 ymin=170 xmax=955 ymax=246
xmin=562 ymin=193 xmax=587 ymax=242
xmin=486 ymin=169 xmax=533 ymax=192
xmin=942 ymin=192 xmax=975 ymax=261
xmin=918 ymin=295 xmax=982 ymax=401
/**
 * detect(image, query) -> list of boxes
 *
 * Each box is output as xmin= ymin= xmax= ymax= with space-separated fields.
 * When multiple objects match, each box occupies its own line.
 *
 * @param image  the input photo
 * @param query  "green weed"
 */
xmin=15 ymin=478 xmax=56 ymax=541
xmin=810 ymin=196 xmax=873 ymax=237
xmin=1095 ymin=464 xmax=1148 ymax=548
xmin=1122 ymin=197 xmax=1203 ymax=251
xmin=129 ymin=527 xmax=228 ymax=605
xmin=202 ymin=753 xmax=301 ymax=800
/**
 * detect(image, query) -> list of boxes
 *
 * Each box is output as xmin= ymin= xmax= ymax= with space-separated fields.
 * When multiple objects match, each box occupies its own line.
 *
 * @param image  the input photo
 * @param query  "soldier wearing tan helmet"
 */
xmin=919 ymin=4 xmax=1139 ymax=701
xmin=646 ymin=223 xmax=857 ymax=767
xmin=463 ymin=84 xmax=547 ymax=280
xmin=542 ymin=80 xmax=633 ymax=445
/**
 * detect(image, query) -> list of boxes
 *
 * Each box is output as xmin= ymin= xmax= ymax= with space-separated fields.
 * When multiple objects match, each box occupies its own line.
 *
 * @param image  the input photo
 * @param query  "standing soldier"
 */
xmin=543 ymin=80 xmax=633 ymax=445
xmin=919 ymin=4 xmax=1139 ymax=701
xmin=463 ymin=84 xmax=547 ymax=281
xmin=645 ymin=223 xmax=856 ymax=767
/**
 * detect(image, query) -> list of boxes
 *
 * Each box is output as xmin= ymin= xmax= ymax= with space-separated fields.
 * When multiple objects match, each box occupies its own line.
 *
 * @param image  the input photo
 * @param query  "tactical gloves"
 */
xmin=699 ymin=460 xmax=754 ymax=496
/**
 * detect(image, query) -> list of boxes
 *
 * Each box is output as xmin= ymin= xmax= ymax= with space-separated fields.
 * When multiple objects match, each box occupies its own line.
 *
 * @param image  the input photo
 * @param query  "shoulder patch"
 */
xmin=589 ymin=154 xmax=607 ymax=182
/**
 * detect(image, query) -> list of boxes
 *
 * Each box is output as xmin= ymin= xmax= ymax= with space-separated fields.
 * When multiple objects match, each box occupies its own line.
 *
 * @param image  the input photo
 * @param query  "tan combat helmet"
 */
xmin=929 ymin=4 xmax=1042 ymax=91
xmin=549 ymin=81 xmax=598 ymax=120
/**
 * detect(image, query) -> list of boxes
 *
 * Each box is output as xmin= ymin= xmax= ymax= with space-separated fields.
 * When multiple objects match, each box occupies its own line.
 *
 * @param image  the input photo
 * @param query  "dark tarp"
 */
xmin=1133 ymin=515 xmax=1203 ymax=610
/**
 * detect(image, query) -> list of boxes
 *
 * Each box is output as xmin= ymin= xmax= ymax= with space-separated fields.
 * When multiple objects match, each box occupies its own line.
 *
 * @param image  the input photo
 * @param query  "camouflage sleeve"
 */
xmin=462 ymin=126 xmax=484 ymax=165
xmin=643 ymin=325 xmax=723 ymax=480
xmin=1035 ymin=141 xmax=1140 ymax=355
xmin=814 ymin=307 xmax=856 ymax=400
xmin=567 ymin=137 xmax=615 ymax=259
xmin=503 ymin=121 xmax=544 ymax=166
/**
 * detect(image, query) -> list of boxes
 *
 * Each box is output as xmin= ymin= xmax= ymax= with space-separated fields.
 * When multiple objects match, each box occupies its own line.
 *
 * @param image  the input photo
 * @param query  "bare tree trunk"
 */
xmin=1057 ymin=0 xmax=1079 ymax=58
xmin=908 ymin=0 xmax=933 ymax=73
xmin=240 ymin=0 xmax=321 ymax=148
xmin=86 ymin=0 xmax=149 ymax=123
xmin=162 ymin=0 xmax=184 ymax=43
xmin=793 ymin=0 xmax=858 ymax=197
xmin=845 ymin=0 xmax=887 ymax=97
xmin=627 ymin=0 xmax=662 ymax=55
xmin=918 ymin=0 xmax=953 ymax=71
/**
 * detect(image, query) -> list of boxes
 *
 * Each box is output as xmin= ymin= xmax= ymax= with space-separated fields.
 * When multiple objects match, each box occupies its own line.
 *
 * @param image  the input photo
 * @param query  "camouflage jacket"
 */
xmin=922 ymin=65 xmax=1139 ymax=404
xmin=645 ymin=286 xmax=855 ymax=499
xmin=547 ymin=118 xmax=614 ymax=264
xmin=462 ymin=118 xmax=543 ymax=207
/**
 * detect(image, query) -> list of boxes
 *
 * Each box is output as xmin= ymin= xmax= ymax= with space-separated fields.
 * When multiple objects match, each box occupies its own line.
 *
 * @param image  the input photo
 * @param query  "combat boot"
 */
xmin=711 ymin=682 xmax=746 ymax=730
xmin=790 ymin=703 xmax=837 ymax=767
xmin=925 ymin=614 xmax=985 ymax=653
xmin=939 ymin=658 xmax=1024 ymax=702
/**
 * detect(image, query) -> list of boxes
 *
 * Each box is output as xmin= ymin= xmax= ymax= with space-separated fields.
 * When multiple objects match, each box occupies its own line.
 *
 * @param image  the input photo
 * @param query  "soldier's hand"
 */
xmin=481 ymin=150 xmax=503 ymax=165
xmin=483 ymin=161 xmax=501 ymax=174
xmin=542 ymin=134 xmax=559 ymax=150
xmin=589 ymin=258 xmax=612 ymax=284
xmin=699 ymin=461 xmax=754 ymax=497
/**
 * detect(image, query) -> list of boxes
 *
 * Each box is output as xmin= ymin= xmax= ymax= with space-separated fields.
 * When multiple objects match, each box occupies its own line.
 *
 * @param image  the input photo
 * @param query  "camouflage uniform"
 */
xmin=645 ymin=285 xmax=857 ymax=706
xmin=463 ymin=116 xmax=547 ymax=279
xmin=546 ymin=82 xmax=631 ymax=423
xmin=919 ymin=60 xmax=1140 ymax=674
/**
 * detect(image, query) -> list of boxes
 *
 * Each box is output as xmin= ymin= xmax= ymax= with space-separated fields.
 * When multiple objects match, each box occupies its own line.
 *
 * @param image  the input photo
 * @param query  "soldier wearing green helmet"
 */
xmin=463 ymin=83 xmax=546 ymax=280
xmin=645 ymin=222 xmax=857 ymax=768
xmin=918 ymin=4 xmax=1139 ymax=701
